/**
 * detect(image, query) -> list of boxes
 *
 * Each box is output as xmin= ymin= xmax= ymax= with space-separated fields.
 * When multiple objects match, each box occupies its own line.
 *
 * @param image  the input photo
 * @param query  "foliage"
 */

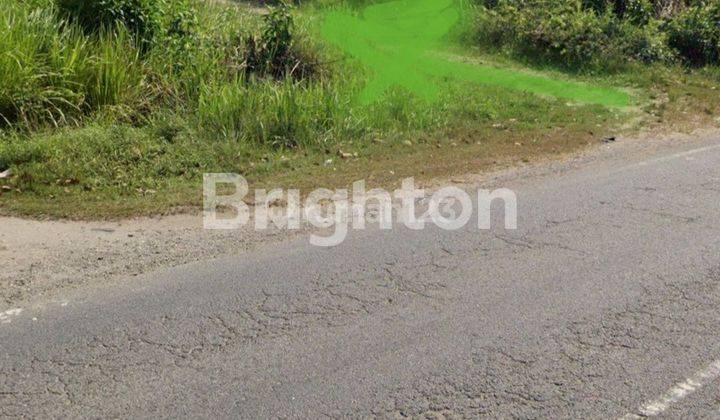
xmin=56 ymin=0 xmax=162 ymax=48
xmin=197 ymin=78 xmax=351 ymax=149
xmin=624 ymin=0 xmax=655 ymax=25
xmin=243 ymin=4 xmax=319 ymax=79
xmin=471 ymin=0 xmax=719 ymax=70
xmin=0 ymin=1 xmax=150 ymax=129
xmin=0 ymin=0 xmax=322 ymax=131
xmin=667 ymin=2 xmax=720 ymax=66
xmin=0 ymin=3 xmax=85 ymax=128
xmin=1 ymin=0 xmax=719 ymax=218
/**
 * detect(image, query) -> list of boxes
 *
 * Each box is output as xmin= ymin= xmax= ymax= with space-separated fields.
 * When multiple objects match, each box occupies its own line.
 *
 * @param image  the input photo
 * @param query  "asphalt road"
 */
xmin=2 ymin=136 xmax=720 ymax=418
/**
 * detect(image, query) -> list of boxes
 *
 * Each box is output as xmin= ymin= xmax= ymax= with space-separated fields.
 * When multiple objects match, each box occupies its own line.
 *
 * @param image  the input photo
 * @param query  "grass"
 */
xmin=320 ymin=0 xmax=631 ymax=107
xmin=0 ymin=0 xmax=719 ymax=219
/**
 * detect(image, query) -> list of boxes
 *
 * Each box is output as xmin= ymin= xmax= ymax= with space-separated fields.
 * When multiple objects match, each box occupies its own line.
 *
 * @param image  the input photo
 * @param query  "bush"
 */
xmin=625 ymin=0 xmax=654 ymax=25
xmin=1 ymin=0 xmax=327 ymax=133
xmin=164 ymin=0 xmax=197 ymax=50
xmin=472 ymin=0 xmax=687 ymax=70
xmin=242 ymin=4 xmax=319 ymax=80
xmin=622 ymin=19 xmax=675 ymax=63
xmin=667 ymin=3 xmax=720 ymax=66
xmin=582 ymin=0 xmax=608 ymax=15
xmin=474 ymin=1 xmax=628 ymax=70
xmin=56 ymin=0 xmax=162 ymax=48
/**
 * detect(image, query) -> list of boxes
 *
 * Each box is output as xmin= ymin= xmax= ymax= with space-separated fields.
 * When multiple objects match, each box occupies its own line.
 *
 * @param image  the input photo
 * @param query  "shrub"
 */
xmin=472 ymin=0 xmax=682 ymax=70
xmin=242 ymin=4 xmax=319 ymax=80
xmin=667 ymin=2 xmax=720 ymax=66
xmin=474 ymin=1 xmax=627 ymax=70
xmin=164 ymin=0 xmax=197 ymax=50
xmin=476 ymin=0 xmax=500 ymax=8
xmin=0 ymin=0 xmax=151 ymax=129
xmin=625 ymin=0 xmax=654 ymax=25
xmin=56 ymin=0 xmax=162 ymax=48
xmin=583 ymin=0 xmax=608 ymax=15
xmin=622 ymin=19 xmax=675 ymax=63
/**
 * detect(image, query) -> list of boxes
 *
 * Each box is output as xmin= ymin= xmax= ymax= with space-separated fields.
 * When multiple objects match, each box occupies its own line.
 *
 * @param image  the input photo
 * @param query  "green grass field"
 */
xmin=321 ymin=0 xmax=631 ymax=107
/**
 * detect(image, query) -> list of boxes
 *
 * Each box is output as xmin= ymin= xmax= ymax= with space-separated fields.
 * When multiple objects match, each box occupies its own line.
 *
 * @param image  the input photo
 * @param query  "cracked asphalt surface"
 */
xmin=2 ymin=135 xmax=720 ymax=418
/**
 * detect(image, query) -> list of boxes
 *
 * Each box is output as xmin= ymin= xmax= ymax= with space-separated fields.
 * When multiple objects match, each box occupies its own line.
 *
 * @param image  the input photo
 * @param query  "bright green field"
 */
xmin=320 ymin=0 xmax=631 ymax=107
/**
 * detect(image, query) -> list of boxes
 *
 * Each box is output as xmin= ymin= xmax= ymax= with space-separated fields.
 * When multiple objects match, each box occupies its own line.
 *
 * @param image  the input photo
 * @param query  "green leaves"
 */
xmin=667 ymin=2 xmax=720 ymax=66
xmin=57 ymin=0 xmax=162 ymax=49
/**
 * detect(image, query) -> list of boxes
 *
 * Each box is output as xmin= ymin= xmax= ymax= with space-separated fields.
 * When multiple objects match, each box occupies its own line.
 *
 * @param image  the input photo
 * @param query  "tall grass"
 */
xmin=0 ymin=2 xmax=85 ymax=128
xmin=0 ymin=0 xmax=342 ymax=139
xmin=82 ymin=27 xmax=143 ymax=109
xmin=198 ymin=78 xmax=355 ymax=148
xmin=0 ymin=0 xmax=150 ymax=129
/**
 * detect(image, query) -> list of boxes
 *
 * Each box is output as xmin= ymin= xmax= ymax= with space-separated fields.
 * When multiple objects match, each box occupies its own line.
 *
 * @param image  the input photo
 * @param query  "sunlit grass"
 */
xmin=0 ymin=0 xmax=718 ymax=219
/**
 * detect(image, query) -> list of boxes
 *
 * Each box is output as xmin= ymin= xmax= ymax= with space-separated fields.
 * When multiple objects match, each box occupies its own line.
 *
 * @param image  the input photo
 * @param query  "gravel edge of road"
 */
xmin=2 ymin=126 xmax=718 ymax=307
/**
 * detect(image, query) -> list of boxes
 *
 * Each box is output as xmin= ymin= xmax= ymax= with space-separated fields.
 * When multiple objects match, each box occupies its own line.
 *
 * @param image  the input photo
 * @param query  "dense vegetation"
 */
xmin=0 ymin=0 xmax=357 ymax=197
xmin=0 ymin=0 xmax=718 ymax=218
xmin=0 ymin=0 xmax=328 ymax=132
xmin=471 ymin=0 xmax=720 ymax=70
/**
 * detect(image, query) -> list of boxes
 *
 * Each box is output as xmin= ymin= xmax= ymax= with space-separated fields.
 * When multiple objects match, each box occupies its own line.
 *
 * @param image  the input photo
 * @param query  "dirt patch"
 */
xmin=0 ymin=214 xmax=300 ymax=305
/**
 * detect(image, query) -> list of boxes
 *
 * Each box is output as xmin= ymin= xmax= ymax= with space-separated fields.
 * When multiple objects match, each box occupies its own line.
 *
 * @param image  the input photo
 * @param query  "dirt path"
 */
xmin=0 ymin=214 xmax=298 ymax=305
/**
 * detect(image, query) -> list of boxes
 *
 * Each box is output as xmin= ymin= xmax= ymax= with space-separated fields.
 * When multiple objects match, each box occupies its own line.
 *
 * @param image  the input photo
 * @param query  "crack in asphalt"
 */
xmin=369 ymin=267 xmax=720 ymax=418
xmin=3 ymin=135 xmax=720 ymax=417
